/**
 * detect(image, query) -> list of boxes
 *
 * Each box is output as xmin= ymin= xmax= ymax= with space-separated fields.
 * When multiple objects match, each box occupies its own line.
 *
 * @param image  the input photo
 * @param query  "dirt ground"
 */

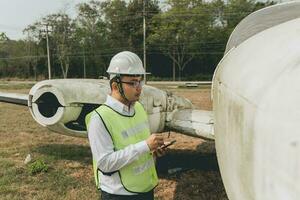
xmin=0 ymin=83 xmax=228 ymax=200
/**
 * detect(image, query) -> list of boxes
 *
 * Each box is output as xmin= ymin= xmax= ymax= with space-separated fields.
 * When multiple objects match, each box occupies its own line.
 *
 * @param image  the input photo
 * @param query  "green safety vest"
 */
xmin=85 ymin=102 xmax=158 ymax=193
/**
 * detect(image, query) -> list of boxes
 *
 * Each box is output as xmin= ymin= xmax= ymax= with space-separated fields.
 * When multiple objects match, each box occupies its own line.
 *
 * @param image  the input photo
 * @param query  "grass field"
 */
xmin=0 ymin=81 xmax=227 ymax=200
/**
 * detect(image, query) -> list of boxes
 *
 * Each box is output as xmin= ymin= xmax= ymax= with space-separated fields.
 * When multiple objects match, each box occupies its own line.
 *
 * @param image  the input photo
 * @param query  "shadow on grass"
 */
xmin=156 ymin=142 xmax=218 ymax=174
xmin=33 ymin=144 xmax=92 ymax=165
xmin=156 ymin=141 xmax=228 ymax=200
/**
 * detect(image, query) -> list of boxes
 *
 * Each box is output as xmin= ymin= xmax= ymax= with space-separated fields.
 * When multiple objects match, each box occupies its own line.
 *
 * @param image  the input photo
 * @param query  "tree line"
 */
xmin=0 ymin=0 xmax=274 ymax=80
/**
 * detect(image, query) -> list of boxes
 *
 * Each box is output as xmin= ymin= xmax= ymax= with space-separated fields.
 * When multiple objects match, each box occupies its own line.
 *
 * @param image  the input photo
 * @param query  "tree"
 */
xmin=0 ymin=0 xmax=277 ymax=79
xmin=127 ymin=0 xmax=160 ymax=50
xmin=76 ymin=0 xmax=160 ymax=76
xmin=100 ymin=0 xmax=130 ymax=50
xmin=22 ymin=30 xmax=43 ymax=80
xmin=44 ymin=14 xmax=76 ymax=78
xmin=24 ymin=13 xmax=76 ymax=78
xmin=0 ymin=32 xmax=9 ymax=41
xmin=0 ymin=33 xmax=10 ymax=77
xmin=148 ymin=0 xmax=212 ymax=80
xmin=75 ymin=1 xmax=109 ymax=77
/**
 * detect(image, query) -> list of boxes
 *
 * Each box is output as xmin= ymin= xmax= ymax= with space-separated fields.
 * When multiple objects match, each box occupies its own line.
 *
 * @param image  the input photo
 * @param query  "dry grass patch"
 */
xmin=0 ymin=82 xmax=227 ymax=200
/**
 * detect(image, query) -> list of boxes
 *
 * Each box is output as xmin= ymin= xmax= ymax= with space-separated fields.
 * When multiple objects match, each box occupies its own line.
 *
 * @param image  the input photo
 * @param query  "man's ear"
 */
xmin=111 ymin=81 xmax=119 ymax=92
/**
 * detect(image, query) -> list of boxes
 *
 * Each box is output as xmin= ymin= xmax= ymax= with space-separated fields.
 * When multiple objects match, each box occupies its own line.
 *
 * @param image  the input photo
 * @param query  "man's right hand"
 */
xmin=146 ymin=134 xmax=164 ymax=151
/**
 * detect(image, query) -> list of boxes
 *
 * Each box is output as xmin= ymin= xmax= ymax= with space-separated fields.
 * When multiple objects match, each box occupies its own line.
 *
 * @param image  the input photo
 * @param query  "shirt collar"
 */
xmin=105 ymin=95 xmax=135 ymax=116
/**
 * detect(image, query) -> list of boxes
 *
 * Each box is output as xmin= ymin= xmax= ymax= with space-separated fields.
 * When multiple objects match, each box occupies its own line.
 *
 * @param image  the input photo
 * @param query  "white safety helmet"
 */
xmin=107 ymin=51 xmax=149 ymax=79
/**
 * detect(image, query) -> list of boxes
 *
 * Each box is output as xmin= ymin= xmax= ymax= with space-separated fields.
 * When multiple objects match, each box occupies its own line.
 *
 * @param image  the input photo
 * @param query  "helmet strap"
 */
xmin=115 ymin=75 xmax=130 ymax=104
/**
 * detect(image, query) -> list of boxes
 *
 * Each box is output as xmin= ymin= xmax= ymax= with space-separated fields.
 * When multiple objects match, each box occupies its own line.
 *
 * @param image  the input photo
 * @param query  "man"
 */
xmin=86 ymin=51 xmax=165 ymax=200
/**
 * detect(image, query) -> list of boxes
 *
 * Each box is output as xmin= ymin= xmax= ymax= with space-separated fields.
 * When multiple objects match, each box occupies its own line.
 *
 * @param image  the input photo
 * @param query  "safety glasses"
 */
xmin=121 ymin=80 xmax=145 ymax=88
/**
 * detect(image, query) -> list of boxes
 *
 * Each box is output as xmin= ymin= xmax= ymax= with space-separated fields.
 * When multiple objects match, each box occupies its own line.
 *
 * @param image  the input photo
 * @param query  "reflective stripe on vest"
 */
xmin=85 ymin=102 xmax=158 ymax=193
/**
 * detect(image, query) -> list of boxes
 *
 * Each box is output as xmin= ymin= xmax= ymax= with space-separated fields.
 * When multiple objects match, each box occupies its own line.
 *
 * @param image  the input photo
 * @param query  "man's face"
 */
xmin=121 ymin=75 xmax=144 ymax=102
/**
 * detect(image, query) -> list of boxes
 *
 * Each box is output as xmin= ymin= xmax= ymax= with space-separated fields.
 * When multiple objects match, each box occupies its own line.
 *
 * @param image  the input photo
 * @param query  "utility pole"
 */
xmin=83 ymin=48 xmax=86 ymax=78
xmin=173 ymin=48 xmax=176 ymax=81
xmin=42 ymin=24 xmax=52 ymax=80
xmin=81 ymin=39 xmax=86 ymax=78
xmin=143 ymin=0 xmax=147 ymax=82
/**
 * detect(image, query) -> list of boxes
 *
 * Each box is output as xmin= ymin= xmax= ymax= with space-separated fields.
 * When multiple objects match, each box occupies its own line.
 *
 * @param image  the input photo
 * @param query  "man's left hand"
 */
xmin=153 ymin=147 xmax=167 ymax=158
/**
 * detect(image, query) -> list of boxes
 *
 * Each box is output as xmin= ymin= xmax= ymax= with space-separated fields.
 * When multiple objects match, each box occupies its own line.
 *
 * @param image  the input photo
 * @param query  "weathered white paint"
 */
xmin=26 ymin=79 xmax=213 ymax=139
xmin=0 ymin=92 xmax=28 ymax=105
xmin=165 ymin=109 xmax=214 ymax=140
xmin=213 ymin=2 xmax=300 ymax=199
xmin=225 ymin=1 xmax=300 ymax=54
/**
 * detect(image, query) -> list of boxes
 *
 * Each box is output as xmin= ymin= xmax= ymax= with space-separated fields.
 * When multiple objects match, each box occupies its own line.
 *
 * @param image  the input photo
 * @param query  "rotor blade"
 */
xmin=0 ymin=92 xmax=28 ymax=106
xmin=165 ymin=109 xmax=214 ymax=140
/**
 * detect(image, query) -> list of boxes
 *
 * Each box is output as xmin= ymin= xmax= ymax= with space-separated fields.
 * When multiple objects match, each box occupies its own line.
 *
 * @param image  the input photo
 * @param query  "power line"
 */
xmin=0 ymin=55 xmax=47 ymax=60
xmin=149 ymin=41 xmax=226 ymax=46
xmin=0 ymin=40 xmax=227 ymax=60
xmin=101 ymin=11 xmax=253 ymax=21
xmin=0 ymin=49 xmax=225 ymax=61
xmin=148 ymin=51 xmax=224 ymax=55
xmin=78 ymin=10 xmax=256 ymax=23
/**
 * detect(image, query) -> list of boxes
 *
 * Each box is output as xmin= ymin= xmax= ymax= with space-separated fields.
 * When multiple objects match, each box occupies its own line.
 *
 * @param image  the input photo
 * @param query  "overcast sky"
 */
xmin=0 ymin=0 xmax=286 ymax=40
xmin=0 ymin=0 xmax=91 ymax=40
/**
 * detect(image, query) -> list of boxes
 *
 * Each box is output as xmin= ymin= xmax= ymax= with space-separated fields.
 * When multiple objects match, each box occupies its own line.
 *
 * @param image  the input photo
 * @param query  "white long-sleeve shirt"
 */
xmin=87 ymin=95 xmax=150 ymax=195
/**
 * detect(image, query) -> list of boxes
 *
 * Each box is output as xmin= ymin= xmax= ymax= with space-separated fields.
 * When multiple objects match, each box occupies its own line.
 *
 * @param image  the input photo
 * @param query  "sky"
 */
xmin=0 ymin=0 xmax=287 ymax=40
xmin=0 ymin=0 xmax=91 ymax=40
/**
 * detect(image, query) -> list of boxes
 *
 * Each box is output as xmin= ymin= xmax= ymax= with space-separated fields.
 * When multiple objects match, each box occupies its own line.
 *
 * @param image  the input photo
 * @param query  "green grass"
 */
xmin=33 ymin=144 xmax=91 ymax=164
xmin=0 ymin=159 xmax=18 ymax=186
xmin=0 ymin=154 xmax=99 ymax=200
xmin=28 ymin=159 xmax=49 ymax=175
xmin=0 ymin=87 xmax=100 ymax=199
xmin=0 ymin=82 xmax=34 ymax=90
xmin=0 ymin=157 xmax=90 ymax=200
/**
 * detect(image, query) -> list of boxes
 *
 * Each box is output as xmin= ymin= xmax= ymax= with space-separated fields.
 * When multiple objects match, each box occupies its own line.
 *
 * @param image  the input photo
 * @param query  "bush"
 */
xmin=28 ymin=159 xmax=48 ymax=175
